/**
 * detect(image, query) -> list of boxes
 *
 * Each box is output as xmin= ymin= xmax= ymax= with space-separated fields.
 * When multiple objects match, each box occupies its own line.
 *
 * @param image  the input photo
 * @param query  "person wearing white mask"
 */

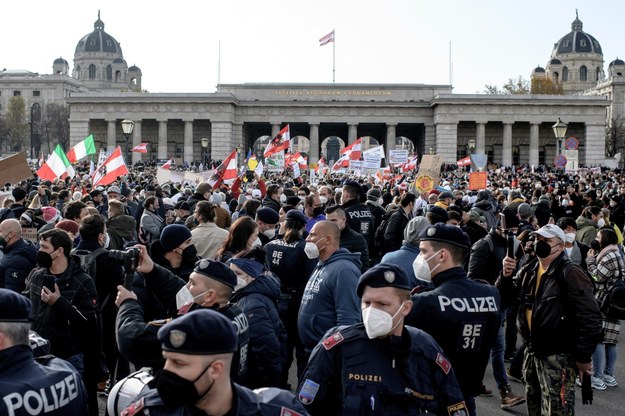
xmin=556 ymin=217 xmax=590 ymax=271
xmin=297 ymin=263 xmax=467 ymax=415
xmin=405 ymin=223 xmax=501 ymax=415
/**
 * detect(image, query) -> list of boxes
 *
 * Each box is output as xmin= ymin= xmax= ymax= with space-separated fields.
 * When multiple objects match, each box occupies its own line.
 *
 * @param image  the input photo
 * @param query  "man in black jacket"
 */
xmin=383 ymin=192 xmax=415 ymax=253
xmin=499 ymin=224 xmax=602 ymax=415
xmin=324 ymin=206 xmax=370 ymax=271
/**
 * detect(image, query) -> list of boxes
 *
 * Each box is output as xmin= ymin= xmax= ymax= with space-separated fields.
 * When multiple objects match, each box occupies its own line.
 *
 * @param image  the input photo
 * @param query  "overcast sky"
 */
xmin=3 ymin=0 xmax=624 ymax=94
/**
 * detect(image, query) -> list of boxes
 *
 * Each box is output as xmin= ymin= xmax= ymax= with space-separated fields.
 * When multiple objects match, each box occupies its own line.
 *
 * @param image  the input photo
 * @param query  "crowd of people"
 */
xmin=0 ymin=159 xmax=622 ymax=415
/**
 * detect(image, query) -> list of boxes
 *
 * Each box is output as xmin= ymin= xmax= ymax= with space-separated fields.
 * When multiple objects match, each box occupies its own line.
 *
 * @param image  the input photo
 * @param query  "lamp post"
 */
xmin=121 ymin=119 xmax=135 ymax=165
xmin=552 ymin=118 xmax=568 ymax=158
xmin=201 ymin=137 xmax=209 ymax=170
xmin=467 ymin=138 xmax=476 ymax=154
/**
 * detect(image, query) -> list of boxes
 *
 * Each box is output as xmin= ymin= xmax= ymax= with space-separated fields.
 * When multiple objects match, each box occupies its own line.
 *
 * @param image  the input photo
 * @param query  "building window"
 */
xmin=89 ymin=64 xmax=96 ymax=80
xmin=580 ymin=39 xmax=587 ymax=47
xmin=553 ymin=72 xmax=559 ymax=83
xmin=580 ymin=66 xmax=587 ymax=81
xmin=33 ymin=91 xmax=40 ymax=97
xmin=89 ymin=39 xmax=96 ymax=46
xmin=562 ymin=66 xmax=569 ymax=82
xmin=115 ymin=71 xmax=121 ymax=82
xmin=106 ymin=65 xmax=112 ymax=80
xmin=13 ymin=91 xmax=20 ymax=96
xmin=75 ymin=65 xmax=81 ymax=79
xmin=564 ymin=40 xmax=570 ymax=48
xmin=106 ymin=40 xmax=112 ymax=47
xmin=597 ymin=67 xmax=601 ymax=80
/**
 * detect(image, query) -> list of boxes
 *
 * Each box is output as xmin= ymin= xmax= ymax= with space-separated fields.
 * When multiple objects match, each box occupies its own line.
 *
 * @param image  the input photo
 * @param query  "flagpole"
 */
xmin=332 ymin=30 xmax=336 ymax=83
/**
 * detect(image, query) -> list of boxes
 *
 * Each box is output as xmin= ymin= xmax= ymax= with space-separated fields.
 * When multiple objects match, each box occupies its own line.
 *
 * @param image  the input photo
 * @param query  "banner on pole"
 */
xmin=389 ymin=149 xmax=408 ymax=164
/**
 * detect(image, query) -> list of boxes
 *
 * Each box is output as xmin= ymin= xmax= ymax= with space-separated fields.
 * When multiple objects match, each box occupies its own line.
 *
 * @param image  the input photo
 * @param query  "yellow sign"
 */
xmin=415 ymin=175 xmax=434 ymax=193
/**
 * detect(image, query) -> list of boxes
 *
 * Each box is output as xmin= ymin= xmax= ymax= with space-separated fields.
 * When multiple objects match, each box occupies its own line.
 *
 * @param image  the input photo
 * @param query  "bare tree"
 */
xmin=606 ymin=116 xmax=625 ymax=166
xmin=2 ymin=96 xmax=28 ymax=153
xmin=484 ymin=76 xmax=530 ymax=95
xmin=41 ymin=103 xmax=70 ymax=153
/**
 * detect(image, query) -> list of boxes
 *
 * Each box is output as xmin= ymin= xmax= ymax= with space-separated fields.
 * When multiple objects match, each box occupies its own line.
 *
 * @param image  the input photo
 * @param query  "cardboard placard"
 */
xmin=469 ymin=172 xmax=488 ymax=191
xmin=22 ymin=227 xmax=38 ymax=243
xmin=0 ymin=153 xmax=33 ymax=184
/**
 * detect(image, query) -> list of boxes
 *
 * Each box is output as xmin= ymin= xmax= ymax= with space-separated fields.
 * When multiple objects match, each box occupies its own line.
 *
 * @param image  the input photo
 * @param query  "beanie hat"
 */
xmin=160 ymin=224 xmax=192 ymax=252
xmin=517 ymin=202 xmax=532 ymax=219
xmin=55 ymin=219 xmax=80 ymax=236
xmin=12 ymin=187 xmax=26 ymax=202
xmin=367 ymin=188 xmax=382 ymax=202
xmin=41 ymin=206 xmax=60 ymax=224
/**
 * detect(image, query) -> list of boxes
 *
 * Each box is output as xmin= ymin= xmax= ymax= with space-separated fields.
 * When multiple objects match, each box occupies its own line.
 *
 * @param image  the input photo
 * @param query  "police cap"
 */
xmin=286 ymin=209 xmax=307 ymax=225
xmin=193 ymin=259 xmax=237 ymax=289
xmin=0 ymin=288 xmax=31 ymax=322
xmin=356 ymin=264 xmax=411 ymax=297
xmin=256 ymin=207 xmax=279 ymax=225
xmin=419 ymin=223 xmax=471 ymax=249
xmin=158 ymin=309 xmax=237 ymax=355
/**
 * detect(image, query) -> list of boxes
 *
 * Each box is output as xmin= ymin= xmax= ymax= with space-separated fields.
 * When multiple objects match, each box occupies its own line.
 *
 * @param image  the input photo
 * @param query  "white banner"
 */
xmin=363 ymin=154 xmax=382 ymax=170
xmin=363 ymin=144 xmax=385 ymax=159
xmin=267 ymin=152 xmax=285 ymax=172
xmin=349 ymin=160 xmax=363 ymax=171
xmin=389 ymin=149 xmax=408 ymax=164
xmin=292 ymin=163 xmax=301 ymax=178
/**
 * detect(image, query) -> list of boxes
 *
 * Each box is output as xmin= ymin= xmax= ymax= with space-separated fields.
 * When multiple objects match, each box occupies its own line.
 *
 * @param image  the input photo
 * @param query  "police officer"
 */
xmin=341 ymin=181 xmax=375 ymax=253
xmin=405 ymin=223 xmax=501 ymax=416
xmin=117 ymin=309 xmax=308 ymax=416
xmin=297 ymin=264 xmax=467 ymax=415
xmin=0 ymin=288 xmax=89 ymax=415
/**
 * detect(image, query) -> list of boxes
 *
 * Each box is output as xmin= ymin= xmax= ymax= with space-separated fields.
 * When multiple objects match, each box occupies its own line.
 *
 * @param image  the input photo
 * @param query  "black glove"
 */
xmin=581 ymin=373 xmax=593 ymax=405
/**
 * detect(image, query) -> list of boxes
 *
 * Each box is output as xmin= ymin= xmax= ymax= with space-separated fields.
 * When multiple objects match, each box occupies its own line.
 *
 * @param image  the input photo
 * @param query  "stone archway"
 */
xmin=321 ymin=136 xmax=346 ymax=164
xmin=396 ymin=136 xmax=415 ymax=154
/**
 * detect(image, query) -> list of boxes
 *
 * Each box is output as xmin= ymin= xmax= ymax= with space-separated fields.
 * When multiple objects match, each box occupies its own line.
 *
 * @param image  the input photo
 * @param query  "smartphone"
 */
xmin=507 ymin=231 xmax=515 ymax=258
xmin=499 ymin=212 xmax=507 ymax=230
xmin=42 ymin=275 xmax=56 ymax=292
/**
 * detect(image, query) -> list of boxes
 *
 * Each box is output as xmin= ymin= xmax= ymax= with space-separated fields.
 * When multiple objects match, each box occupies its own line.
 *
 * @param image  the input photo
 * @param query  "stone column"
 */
xmin=385 ymin=123 xmax=397 ymax=162
xmin=585 ymin=123 xmax=606 ymax=166
xmin=69 ymin=121 xmax=90 ymax=148
xmin=502 ymin=122 xmax=513 ymax=167
xmin=106 ymin=120 xmax=116 ymax=152
xmin=271 ymin=123 xmax=281 ymax=138
xmin=309 ymin=123 xmax=319 ymax=164
xmin=157 ymin=119 xmax=168 ymax=159
xmin=348 ymin=123 xmax=358 ymax=145
xmin=132 ymin=120 xmax=142 ymax=164
xmin=529 ymin=123 xmax=539 ymax=168
xmin=211 ymin=121 xmax=234 ymax=161
xmin=476 ymin=122 xmax=486 ymax=154
xmin=435 ymin=123 xmax=458 ymax=162
xmin=183 ymin=119 xmax=194 ymax=165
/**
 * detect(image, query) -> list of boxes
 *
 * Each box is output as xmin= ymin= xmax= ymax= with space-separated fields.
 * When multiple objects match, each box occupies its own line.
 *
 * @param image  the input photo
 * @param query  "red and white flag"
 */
xmin=402 ymin=155 xmax=418 ymax=171
xmin=92 ymin=146 xmax=129 ymax=187
xmin=131 ymin=143 xmax=149 ymax=153
xmin=332 ymin=154 xmax=350 ymax=171
xmin=456 ymin=156 xmax=471 ymax=167
xmin=316 ymin=157 xmax=327 ymax=175
xmin=340 ymin=137 xmax=362 ymax=160
xmin=319 ymin=30 xmax=335 ymax=46
xmin=264 ymin=125 xmax=291 ymax=157
xmin=161 ymin=158 xmax=174 ymax=170
xmin=208 ymin=150 xmax=238 ymax=188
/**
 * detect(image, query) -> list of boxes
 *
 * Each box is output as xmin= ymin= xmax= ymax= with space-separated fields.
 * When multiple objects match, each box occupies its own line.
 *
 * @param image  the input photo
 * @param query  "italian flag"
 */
xmin=92 ymin=146 xmax=129 ymax=187
xmin=66 ymin=134 xmax=96 ymax=163
xmin=37 ymin=145 xmax=74 ymax=181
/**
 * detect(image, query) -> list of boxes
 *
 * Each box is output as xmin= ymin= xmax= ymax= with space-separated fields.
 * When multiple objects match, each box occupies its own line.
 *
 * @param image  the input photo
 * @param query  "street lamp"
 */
xmin=201 ymin=137 xmax=209 ymax=170
xmin=552 ymin=118 xmax=568 ymax=157
xmin=121 ymin=119 xmax=135 ymax=165
xmin=467 ymin=138 xmax=476 ymax=154
xmin=429 ymin=146 xmax=435 ymax=155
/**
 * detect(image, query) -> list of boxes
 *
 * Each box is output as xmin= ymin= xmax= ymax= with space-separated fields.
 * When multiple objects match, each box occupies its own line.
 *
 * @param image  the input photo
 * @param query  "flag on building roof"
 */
xmin=162 ymin=158 xmax=174 ymax=170
xmin=92 ymin=146 xmax=129 ymax=187
xmin=340 ymin=137 xmax=362 ymax=160
xmin=131 ymin=142 xmax=149 ymax=153
xmin=37 ymin=144 xmax=74 ymax=181
xmin=264 ymin=125 xmax=291 ymax=157
xmin=319 ymin=29 xmax=335 ymax=46
xmin=208 ymin=149 xmax=238 ymax=188
xmin=66 ymin=134 xmax=96 ymax=163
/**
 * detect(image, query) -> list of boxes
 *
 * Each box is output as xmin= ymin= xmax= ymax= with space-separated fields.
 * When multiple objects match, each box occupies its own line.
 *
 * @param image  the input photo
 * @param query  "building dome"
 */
xmin=533 ymin=66 xmax=545 ymax=73
xmin=54 ymin=57 xmax=68 ymax=65
xmin=609 ymin=58 xmax=625 ymax=67
xmin=128 ymin=65 xmax=141 ymax=72
xmin=113 ymin=57 xmax=126 ymax=64
xmin=553 ymin=15 xmax=602 ymax=55
xmin=549 ymin=58 xmax=562 ymax=65
xmin=74 ymin=11 xmax=123 ymax=56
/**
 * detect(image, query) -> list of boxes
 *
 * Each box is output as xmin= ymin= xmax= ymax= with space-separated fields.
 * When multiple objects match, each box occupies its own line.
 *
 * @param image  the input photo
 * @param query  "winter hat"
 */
xmin=12 ymin=187 xmax=26 ymax=202
xmin=160 ymin=224 xmax=192 ymax=252
xmin=55 ymin=219 xmax=80 ymax=236
xmin=517 ymin=203 xmax=532 ymax=219
xmin=41 ymin=207 xmax=60 ymax=224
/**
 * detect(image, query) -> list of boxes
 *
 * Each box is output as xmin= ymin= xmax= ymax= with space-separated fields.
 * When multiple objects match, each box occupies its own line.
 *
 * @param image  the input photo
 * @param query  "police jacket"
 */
xmin=297 ymin=323 xmax=467 ymax=416
xmin=405 ymin=266 xmax=500 ymax=397
xmin=496 ymin=253 xmax=602 ymax=363
xmin=265 ymin=237 xmax=317 ymax=295
xmin=231 ymin=273 xmax=288 ymax=389
xmin=26 ymin=257 xmax=100 ymax=360
xmin=0 ymin=237 xmax=37 ymax=293
xmin=121 ymin=382 xmax=308 ymax=416
xmin=342 ymin=199 xmax=375 ymax=247
xmin=117 ymin=263 xmax=250 ymax=380
xmin=0 ymin=345 xmax=89 ymax=415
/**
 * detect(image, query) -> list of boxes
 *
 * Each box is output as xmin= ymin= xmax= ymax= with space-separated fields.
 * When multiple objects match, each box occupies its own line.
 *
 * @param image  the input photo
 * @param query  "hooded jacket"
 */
xmin=0 ymin=237 xmax=37 ymax=292
xmin=107 ymin=214 xmax=137 ymax=250
xmin=231 ymin=273 xmax=288 ymax=388
xmin=298 ymin=248 xmax=361 ymax=351
xmin=575 ymin=215 xmax=598 ymax=246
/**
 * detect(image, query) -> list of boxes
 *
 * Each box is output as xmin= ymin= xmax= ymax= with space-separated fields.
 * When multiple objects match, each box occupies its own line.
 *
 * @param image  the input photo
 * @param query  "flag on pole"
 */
xmin=162 ymin=158 xmax=174 ymax=170
xmin=131 ymin=143 xmax=149 ymax=153
xmin=319 ymin=29 xmax=335 ymax=46
xmin=332 ymin=154 xmax=350 ymax=171
xmin=264 ymin=125 xmax=291 ymax=157
xmin=316 ymin=157 xmax=327 ymax=175
xmin=340 ymin=137 xmax=363 ymax=160
xmin=92 ymin=146 xmax=129 ymax=187
xmin=208 ymin=150 xmax=238 ymax=188
xmin=456 ymin=156 xmax=471 ymax=167
xmin=254 ymin=160 xmax=264 ymax=176
xmin=66 ymin=134 xmax=96 ymax=163
xmin=244 ymin=148 xmax=252 ymax=164
xmin=37 ymin=145 xmax=73 ymax=181
xmin=38 ymin=152 xmax=44 ymax=168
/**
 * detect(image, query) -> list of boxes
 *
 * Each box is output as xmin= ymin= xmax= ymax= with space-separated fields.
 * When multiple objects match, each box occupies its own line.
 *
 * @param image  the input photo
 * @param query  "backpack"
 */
xmin=374 ymin=207 xmax=399 ymax=253
xmin=71 ymin=247 xmax=107 ymax=280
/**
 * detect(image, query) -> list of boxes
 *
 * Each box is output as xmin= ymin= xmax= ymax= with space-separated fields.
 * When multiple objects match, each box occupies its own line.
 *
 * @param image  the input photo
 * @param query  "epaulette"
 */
xmin=321 ymin=324 xmax=368 ymax=351
xmin=410 ymin=284 xmax=433 ymax=295
xmin=121 ymin=398 xmax=144 ymax=416
xmin=147 ymin=318 xmax=172 ymax=327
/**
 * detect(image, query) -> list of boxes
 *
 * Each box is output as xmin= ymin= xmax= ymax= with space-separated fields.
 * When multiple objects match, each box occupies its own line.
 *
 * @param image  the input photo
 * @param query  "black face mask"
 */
xmin=312 ymin=206 xmax=324 ymax=217
xmin=37 ymin=251 xmax=53 ymax=268
xmin=156 ymin=363 xmax=213 ymax=407
xmin=181 ymin=245 xmax=198 ymax=263
xmin=534 ymin=240 xmax=555 ymax=259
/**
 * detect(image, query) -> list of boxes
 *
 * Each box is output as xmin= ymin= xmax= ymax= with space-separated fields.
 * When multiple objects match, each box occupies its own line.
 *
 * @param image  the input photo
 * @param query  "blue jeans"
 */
xmin=593 ymin=343 xmax=618 ymax=377
xmin=490 ymin=312 xmax=508 ymax=388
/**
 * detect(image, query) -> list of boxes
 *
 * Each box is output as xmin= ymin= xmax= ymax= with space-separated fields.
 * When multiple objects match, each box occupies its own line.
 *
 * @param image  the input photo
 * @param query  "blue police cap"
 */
xmin=0 ymin=289 xmax=31 ymax=322
xmin=286 ymin=209 xmax=307 ymax=225
xmin=158 ymin=309 xmax=237 ymax=355
xmin=356 ymin=264 xmax=411 ymax=298
xmin=193 ymin=259 xmax=237 ymax=289
xmin=256 ymin=207 xmax=279 ymax=225
xmin=419 ymin=223 xmax=471 ymax=249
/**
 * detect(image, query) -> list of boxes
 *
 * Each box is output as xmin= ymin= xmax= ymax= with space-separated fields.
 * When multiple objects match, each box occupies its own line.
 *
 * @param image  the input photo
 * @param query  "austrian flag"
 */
xmin=264 ymin=125 xmax=291 ymax=157
xmin=131 ymin=143 xmax=149 ymax=153
xmin=340 ymin=137 xmax=362 ymax=160
xmin=92 ymin=146 xmax=129 ymax=187
xmin=319 ymin=30 xmax=335 ymax=46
